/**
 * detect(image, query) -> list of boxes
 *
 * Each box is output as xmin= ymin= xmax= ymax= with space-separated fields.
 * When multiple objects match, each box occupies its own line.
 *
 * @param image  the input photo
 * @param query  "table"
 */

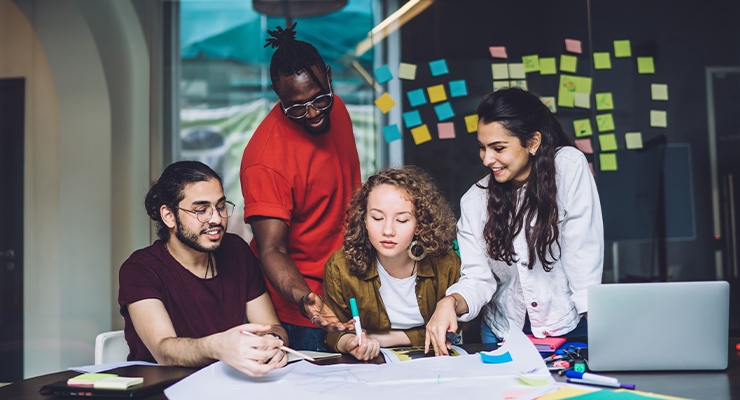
xmin=2 ymin=338 xmax=738 ymax=400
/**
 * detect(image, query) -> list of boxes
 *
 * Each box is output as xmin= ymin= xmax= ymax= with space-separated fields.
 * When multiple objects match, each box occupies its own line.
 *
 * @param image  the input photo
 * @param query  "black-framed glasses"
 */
xmin=176 ymin=201 xmax=235 ymax=223
xmin=280 ymin=82 xmax=334 ymax=119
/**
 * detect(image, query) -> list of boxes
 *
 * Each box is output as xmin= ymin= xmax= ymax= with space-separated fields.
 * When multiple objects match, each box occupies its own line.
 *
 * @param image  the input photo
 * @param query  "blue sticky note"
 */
xmin=407 ymin=89 xmax=427 ymax=107
xmin=434 ymin=102 xmax=455 ymax=121
xmin=402 ymin=110 xmax=423 ymax=128
xmin=382 ymin=124 xmax=402 ymax=143
xmin=429 ymin=59 xmax=449 ymax=76
xmin=480 ymin=351 xmax=513 ymax=364
xmin=374 ymin=65 xmax=393 ymax=84
xmin=449 ymin=80 xmax=468 ymax=97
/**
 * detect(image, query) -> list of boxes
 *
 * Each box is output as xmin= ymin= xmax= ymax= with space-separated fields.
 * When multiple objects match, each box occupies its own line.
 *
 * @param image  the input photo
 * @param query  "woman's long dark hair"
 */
xmin=477 ymin=88 xmax=574 ymax=271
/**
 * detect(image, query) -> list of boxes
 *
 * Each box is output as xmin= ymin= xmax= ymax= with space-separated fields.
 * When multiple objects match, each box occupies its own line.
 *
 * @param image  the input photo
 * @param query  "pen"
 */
xmin=567 ymin=378 xmax=635 ymax=390
xmin=239 ymin=330 xmax=315 ymax=361
xmin=565 ymin=370 xmax=619 ymax=385
xmin=349 ymin=298 xmax=363 ymax=345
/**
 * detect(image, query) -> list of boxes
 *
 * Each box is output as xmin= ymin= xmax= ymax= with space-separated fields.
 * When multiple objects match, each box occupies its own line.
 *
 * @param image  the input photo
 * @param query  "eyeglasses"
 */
xmin=280 ymin=82 xmax=334 ymax=119
xmin=175 ymin=201 xmax=235 ymax=223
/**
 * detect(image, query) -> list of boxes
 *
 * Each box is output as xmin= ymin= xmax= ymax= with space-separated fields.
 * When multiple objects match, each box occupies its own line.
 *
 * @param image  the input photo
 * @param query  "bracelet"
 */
xmin=444 ymin=294 xmax=458 ymax=312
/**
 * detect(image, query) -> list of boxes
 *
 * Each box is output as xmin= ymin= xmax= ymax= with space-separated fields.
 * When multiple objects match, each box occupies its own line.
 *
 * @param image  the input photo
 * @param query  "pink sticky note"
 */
xmin=437 ymin=122 xmax=456 ymax=139
xmin=489 ymin=46 xmax=508 ymax=58
xmin=502 ymin=390 xmax=531 ymax=400
xmin=589 ymin=162 xmax=595 ymax=176
xmin=575 ymin=138 xmax=593 ymax=154
xmin=565 ymin=38 xmax=582 ymax=54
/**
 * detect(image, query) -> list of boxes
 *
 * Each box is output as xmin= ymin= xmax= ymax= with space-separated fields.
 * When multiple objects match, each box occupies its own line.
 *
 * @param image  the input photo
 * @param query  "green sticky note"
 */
xmin=638 ymin=57 xmax=655 ymax=74
xmin=625 ymin=132 xmax=643 ymax=149
xmin=596 ymin=113 xmax=615 ymax=132
xmin=570 ymin=75 xmax=592 ymax=94
xmin=651 ymin=110 xmax=667 ymax=127
xmin=614 ymin=40 xmax=632 ymax=57
xmin=593 ymin=52 xmax=612 ymax=69
xmin=599 ymin=133 xmax=618 ymax=151
xmin=539 ymin=57 xmax=557 ymax=75
xmin=522 ymin=55 xmax=540 ymax=72
xmin=595 ymin=92 xmax=614 ymax=110
xmin=558 ymin=75 xmax=576 ymax=108
xmin=600 ymin=153 xmax=618 ymax=171
xmin=573 ymin=118 xmax=593 ymax=137
xmin=560 ymin=55 xmax=578 ymax=73
xmin=651 ymin=83 xmax=669 ymax=100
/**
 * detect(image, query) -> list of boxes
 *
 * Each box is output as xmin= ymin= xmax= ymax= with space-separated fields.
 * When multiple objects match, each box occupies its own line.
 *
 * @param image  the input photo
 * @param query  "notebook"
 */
xmin=587 ymin=281 xmax=729 ymax=371
xmin=526 ymin=335 xmax=567 ymax=352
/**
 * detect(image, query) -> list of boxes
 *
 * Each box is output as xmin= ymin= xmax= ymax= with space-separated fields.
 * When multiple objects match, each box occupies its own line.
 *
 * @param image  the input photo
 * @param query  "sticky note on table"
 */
xmin=429 ymin=59 xmax=449 ymax=76
xmin=374 ymin=93 xmax=396 ymax=114
xmin=398 ymin=63 xmax=417 ymax=80
xmin=638 ymin=56 xmax=655 ymax=74
xmin=493 ymin=81 xmax=510 ymax=91
xmin=465 ymin=114 xmax=479 ymax=132
xmin=596 ymin=113 xmax=615 ymax=132
xmin=68 ymin=373 xmax=118 ymax=386
xmin=516 ymin=372 xmax=550 ymax=386
xmin=651 ymin=110 xmax=667 ymax=127
xmin=382 ymin=125 xmax=402 ymax=143
xmin=560 ymin=55 xmax=578 ymax=73
xmin=599 ymin=133 xmax=618 ymax=151
xmin=651 ymin=84 xmax=669 ymax=100
xmin=489 ymin=46 xmax=508 ymax=58
xmin=508 ymin=63 xmax=526 ymax=79
xmin=449 ymin=80 xmax=468 ymax=97
xmin=600 ymin=153 xmax=617 ymax=171
xmin=509 ymin=80 xmax=528 ymax=90
xmin=374 ymin=64 xmax=393 ymax=84
xmin=410 ymin=124 xmax=431 ymax=145
xmin=402 ymin=110 xmax=423 ymax=128
xmin=539 ymin=57 xmax=557 ymax=75
xmin=595 ymin=92 xmax=614 ymax=110
xmin=480 ymin=351 xmax=513 ymax=364
xmin=492 ymin=63 xmax=509 ymax=80
xmin=540 ymin=96 xmax=557 ymax=113
xmin=94 ymin=376 xmax=144 ymax=390
xmin=427 ymin=84 xmax=447 ymax=103
xmin=434 ymin=102 xmax=455 ymax=121
xmin=593 ymin=52 xmax=612 ymax=69
xmin=574 ymin=92 xmax=590 ymax=109
xmin=437 ymin=122 xmax=456 ymax=139
xmin=407 ymin=89 xmax=427 ymax=107
xmin=522 ymin=55 xmax=540 ymax=72
xmin=614 ymin=40 xmax=632 ymax=57
xmin=565 ymin=38 xmax=582 ymax=54
xmin=625 ymin=132 xmax=643 ymax=149
xmin=537 ymin=387 xmax=592 ymax=400
xmin=573 ymin=118 xmax=593 ymax=137
xmin=574 ymin=138 xmax=593 ymax=154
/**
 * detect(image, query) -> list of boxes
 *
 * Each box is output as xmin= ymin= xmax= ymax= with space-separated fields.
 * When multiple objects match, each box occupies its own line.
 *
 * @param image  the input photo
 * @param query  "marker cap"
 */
xmin=349 ymin=298 xmax=359 ymax=317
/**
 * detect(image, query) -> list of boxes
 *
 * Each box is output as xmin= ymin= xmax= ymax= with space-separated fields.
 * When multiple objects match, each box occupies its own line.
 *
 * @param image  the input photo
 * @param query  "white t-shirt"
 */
xmin=377 ymin=261 xmax=425 ymax=330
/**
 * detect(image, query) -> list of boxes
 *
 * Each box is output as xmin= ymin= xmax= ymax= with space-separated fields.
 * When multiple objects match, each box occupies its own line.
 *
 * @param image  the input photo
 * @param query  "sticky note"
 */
xmin=625 ymin=132 xmax=643 ymax=149
xmin=614 ymin=40 xmax=631 ymax=57
xmin=540 ymin=96 xmax=557 ymax=113
xmin=574 ymin=92 xmax=590 ymax=109
xmin=429 ymin=59 xmax=449 ymax=76
xmin=558 ymin=75 xmax=591 ymax=107
xmin=407 ymin=89 xmax=427 ymax=107
xmin=434 ymin=102 xmax=455 ymax=121
xmin=509 ymin=80 xmax=528 ymax=90
xmin=593 ymin=52 xmax=612 ymax=69
xmin=560 ymin=55 xmax=578 ymax=73
xmin=600 ymin=153 xmax=617 ymax=171
xmin=599 ymin=133 xmax=618 ymax=151
xmin=574 ymin=138 xmax=593 ymax=154
xmin=438 ymin=122 xmax=456 ymax=139
xmin=522 ymin=55 xmax=540 ymax=72
xmin=374 ymin=93 xmax=396 ymax=114
xmin=651 ymin=84 xmax=669 ymax=101
xmin=411 ymin=124 xmax=431 ymax=145
xmin=398 ymin=63 xmax=417 ymax=80
xmin=539 ymin=57 xmax=557 ymax=75
xmin=571 ymin=75 xmax=592 ymax=94
xmin=382 ymin=124 xmax=402 ymax=143
xmin=68 ymin=373 xmax=118 ymax=386
xmin=480 ymin=351 xmax=513 ymax=364
xmin=596 ymin=113 xmax=615 ymax=132
xmin=493 ymin=81 xmax=510 ymax=91
xmin=565 ymin=39 xmax=582 ymax=54
xmin=573 ymin=119 xmax=593 ymax=137
xmin=595 ymin=92 xmax=614 ymax=110
xmin=638 ymin=56 xmax=655 ymax=74
xmin=427 ymin=85 xmax=447 ymax=103
xmin=94 ymin=376 xmax=144 ymax=390
xmin=449 ymin=80 xmax=468 ymax=97
xmin=489 ymin=46 xmax=508 ymax=58
xmin=465 ymin=114 xmax=479 ymax=132
xmin=402 ymin=110 xmax=423 ymax=128
xmin=537 ymin=387 xmax=591 ymax=400
xmin=516 ymin=372 xmax=550 ymax=386
xmin=374 ymin=65 xmax=393 ymax=84
xmin=508 ymin=63 xmax=526 ymax=79
xmin=651 ymin=110 xmax=667 ymax=127
xmin=492 ymin=64 xmax=509 ymax=80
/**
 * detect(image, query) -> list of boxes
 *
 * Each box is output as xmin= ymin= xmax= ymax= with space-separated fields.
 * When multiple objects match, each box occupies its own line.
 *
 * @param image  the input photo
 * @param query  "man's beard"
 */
xmin=174 ymin=213 xmax=223 ymax=253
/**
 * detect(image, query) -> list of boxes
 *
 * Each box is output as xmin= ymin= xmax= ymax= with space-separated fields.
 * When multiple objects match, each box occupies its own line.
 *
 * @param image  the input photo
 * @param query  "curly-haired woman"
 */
xmin=323 ymin=166 xmax=460 ymax=360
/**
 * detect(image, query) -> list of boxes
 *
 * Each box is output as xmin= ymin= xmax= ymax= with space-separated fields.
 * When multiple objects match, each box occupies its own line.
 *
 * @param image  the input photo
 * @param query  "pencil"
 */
xmin=239 ymin=330 xmax=316 ymax=361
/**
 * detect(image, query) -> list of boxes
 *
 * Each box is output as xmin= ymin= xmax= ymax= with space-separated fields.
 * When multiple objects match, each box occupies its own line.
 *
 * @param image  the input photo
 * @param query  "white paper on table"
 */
xmin=69 ymin=361 xmax=159 ymax=373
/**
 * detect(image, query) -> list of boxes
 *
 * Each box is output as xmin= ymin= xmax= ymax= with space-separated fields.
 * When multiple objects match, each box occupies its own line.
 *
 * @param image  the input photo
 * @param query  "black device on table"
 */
xmin=39 ymin=366 xmax=194 ymax=398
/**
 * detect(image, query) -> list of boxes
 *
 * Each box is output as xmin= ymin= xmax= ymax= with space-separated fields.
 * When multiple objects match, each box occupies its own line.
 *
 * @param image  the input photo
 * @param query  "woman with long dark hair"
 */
xmin=425 ymin=88 xmax=603 ymax=355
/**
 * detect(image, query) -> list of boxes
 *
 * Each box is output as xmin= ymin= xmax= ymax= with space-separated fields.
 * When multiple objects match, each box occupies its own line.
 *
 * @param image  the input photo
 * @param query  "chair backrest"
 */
xmin=94 ymin=330 xmax=129 ymax=365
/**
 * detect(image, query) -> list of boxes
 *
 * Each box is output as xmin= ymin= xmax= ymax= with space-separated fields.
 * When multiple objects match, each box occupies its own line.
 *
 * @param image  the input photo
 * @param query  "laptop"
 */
xmin=587 ymin=281 xmax=729 ymax=371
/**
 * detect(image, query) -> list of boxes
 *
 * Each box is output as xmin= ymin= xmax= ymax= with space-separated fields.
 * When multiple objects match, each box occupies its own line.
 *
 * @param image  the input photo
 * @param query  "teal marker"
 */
xmin=349 ymin=298 xmax=363 ymax=345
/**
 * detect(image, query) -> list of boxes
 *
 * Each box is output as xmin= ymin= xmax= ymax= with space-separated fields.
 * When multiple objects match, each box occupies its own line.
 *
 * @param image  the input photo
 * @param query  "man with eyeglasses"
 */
xmin=119 ymin=161 xmax=288 ymax=377
xmin=240 ymin=24 xmax=361 ymax=351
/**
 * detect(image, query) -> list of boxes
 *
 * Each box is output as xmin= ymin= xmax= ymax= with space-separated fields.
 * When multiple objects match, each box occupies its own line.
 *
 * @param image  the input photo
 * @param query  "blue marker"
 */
xmin=349 ymin=298 xmax=363 ymax=345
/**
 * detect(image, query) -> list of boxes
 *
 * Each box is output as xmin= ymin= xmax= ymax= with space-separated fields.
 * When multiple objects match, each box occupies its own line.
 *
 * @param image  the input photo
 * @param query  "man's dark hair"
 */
xmin=144 ymin=161 xmax=222 ymax=242
xmin=265 ymin=23 xmax=326 ymax=88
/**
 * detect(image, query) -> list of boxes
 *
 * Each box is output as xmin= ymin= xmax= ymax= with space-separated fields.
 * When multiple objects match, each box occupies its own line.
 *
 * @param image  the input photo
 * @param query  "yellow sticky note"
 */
xmin=398 ymin=63 xmax=417 ymax=80
xmin=508 ymin=63 xmax=526 ymax=79
xmin=651 ymin=110 xmax=667 ymax=127
xmin=493 ymin=81 xmax=510 ymax=91
xmin=515 ymin=372 xmax=549 ymax=386
xmin=465 ymin=114 xmax=479 ymax=133
xmin=560 ymin=54 xmax=578 ymax=73
xmin=492 ymin=63 xmax=509 ymax=80
xmin=593 ymin=52 xmax=612 ymax=69
xmin=558 ymin=75 xmax=576 ymax=108
xmin=625 ymin=132 xmax=643 ymax=149
xmin=638 ymin=56 xmax=655 ymax=74
xmin=614 ymin=40 xmax=632 ymax=57
xmin=600 ymin=153 xmax=618 ymax=171
xmin=522 ymin=55 xmax=540 ymax=72
xmin=537 ymin=387 xmax=591 ymax=400
xmin=651 ymin=83 xmax=669 ymax=100
xmin=374 ymin=93 xmax=396 ymax=114
xmin=427 ymin=85 xmax=447 ymax=103
xmin=410 ymin=124 xmax=431 ymax=145
xmin=571 ymin=76 xmax=592 ymax=94
xmin=574 ymin=93 xmax=590 ymax=109
xmin=539 ymin=57 xmax=557 ymax=75
xmin=540 ymin=96 xmax=557 ymax=113
xmin=599 ymin=133 xmax=618 ymax=151
xmin=509 ymin=80 xmax=528 ymax=90
xmin=596 ymin=113 xmax=615 ymax=132
xmin=573 ymin=118 xmax=593 ymax=137
xmin=595 ymin=92 xmax=614 ymax=110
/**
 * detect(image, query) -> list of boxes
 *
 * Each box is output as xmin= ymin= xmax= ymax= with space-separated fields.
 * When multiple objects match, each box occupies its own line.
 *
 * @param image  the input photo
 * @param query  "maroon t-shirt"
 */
xmin=118 ymin=233 xmax=266 ymax=362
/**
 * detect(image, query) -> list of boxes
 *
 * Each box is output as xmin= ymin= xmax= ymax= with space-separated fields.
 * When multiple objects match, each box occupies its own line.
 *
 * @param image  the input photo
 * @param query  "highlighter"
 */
xmin=349 ymin=298 xmax=363 ymax=345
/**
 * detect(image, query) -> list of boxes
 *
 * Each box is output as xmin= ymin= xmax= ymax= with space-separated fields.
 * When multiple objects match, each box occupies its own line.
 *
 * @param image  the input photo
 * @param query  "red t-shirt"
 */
xmin=118 ymin=233 xmax=266 ymax=362
xmin=240 ymin=95 xmax=361 ymax=327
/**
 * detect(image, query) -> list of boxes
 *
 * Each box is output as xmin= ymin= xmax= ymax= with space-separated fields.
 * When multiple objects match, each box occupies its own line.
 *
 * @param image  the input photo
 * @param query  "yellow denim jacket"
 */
xmin=323 ymin=248 xmax=460 ymax=351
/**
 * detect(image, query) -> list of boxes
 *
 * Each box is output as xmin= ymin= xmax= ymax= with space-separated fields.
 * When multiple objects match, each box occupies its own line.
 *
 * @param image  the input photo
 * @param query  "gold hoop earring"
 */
xmin=407 ymin=239 xmax=427 ymax=261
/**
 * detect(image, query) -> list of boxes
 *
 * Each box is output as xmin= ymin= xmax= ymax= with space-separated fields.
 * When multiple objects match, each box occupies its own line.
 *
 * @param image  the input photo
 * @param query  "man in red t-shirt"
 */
xmin=240 ymin=24 xmax=361 ymax=351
